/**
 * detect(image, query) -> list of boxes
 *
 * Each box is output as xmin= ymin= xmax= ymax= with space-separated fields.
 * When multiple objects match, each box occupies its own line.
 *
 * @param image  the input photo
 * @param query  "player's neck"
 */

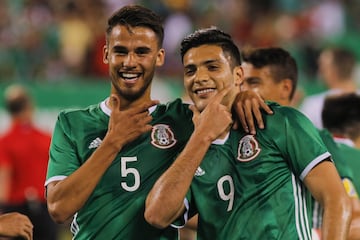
xmin=218 ymin=130 xmax=230 ymax=140
xmin=330 ymin=80 xmax=357 ymax=92
xmin=120 ymin=96 xmax=152 ymax=110
xmin=107 ymin=94 xmax=152 ymax=111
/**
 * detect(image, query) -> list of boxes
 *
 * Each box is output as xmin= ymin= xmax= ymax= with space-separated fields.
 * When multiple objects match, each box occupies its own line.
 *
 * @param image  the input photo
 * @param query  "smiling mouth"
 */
xmin=195 ymin=88 xmax=216 ymax=95
xmin=120 ymin=72 xmax=141 ymax=82
xmin=120 ymin=73 xmax=141 ymax=80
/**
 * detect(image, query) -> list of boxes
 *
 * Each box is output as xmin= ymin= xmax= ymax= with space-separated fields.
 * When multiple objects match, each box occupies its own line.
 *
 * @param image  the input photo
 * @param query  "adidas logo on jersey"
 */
xmin=88 ymin=137 xmax=102 ymax=149
xmin=195 ymin=166 xmax=205 ymax=176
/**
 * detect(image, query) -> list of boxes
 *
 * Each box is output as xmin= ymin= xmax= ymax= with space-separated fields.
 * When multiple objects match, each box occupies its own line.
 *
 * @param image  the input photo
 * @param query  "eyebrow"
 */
xmin=184 ymin=59 xmax=220 ymax=69
xmin=112 ymin=45 xmax=152 ymax=52
xmin=112 ymin=45 xmax=127 ymax=51
xmin=244 ymin=76 xmax=261 ymax=82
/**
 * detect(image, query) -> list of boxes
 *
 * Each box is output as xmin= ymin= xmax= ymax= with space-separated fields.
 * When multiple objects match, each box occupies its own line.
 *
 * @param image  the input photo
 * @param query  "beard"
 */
xmin=112 ymin=77 xmax=152 ymax=102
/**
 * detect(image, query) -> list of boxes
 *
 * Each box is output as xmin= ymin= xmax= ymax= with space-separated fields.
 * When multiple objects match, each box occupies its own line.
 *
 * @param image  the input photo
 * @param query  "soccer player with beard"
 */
xmin=44 ymin=5 xmax=269 ymax=240
xmin=145 ymin=31 xmax=351 ymax=239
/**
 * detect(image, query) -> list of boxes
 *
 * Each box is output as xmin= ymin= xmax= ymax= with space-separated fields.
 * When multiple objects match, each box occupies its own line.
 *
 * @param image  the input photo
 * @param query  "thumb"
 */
xmin=189 ymin=104 xmax=200 ymax=125
xmin=189 ymin=104 xmax=200 ymax=117
xmin=110 ymin=94 xmax=121 ymax=112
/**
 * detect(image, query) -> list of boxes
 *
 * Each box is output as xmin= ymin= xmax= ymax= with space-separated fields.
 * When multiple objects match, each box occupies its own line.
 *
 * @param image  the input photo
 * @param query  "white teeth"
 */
xmin=122 ymin=73 xmax=138 ymax=78
xmin=197 ymin=89 xmax=215 ymax=94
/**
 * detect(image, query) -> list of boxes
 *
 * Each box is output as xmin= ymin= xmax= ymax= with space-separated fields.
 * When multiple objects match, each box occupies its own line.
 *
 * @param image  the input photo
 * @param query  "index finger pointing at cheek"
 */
xmin=212 ymin=86 xmax=232 ymax=104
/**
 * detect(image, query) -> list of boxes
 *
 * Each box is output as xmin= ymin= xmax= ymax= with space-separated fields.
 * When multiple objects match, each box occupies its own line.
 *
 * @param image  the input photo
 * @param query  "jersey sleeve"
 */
xmin=269 ymin=106 xmax=331 ymax=181
xmin=170 ymin=197 xmax=192 ymax=228
xmin=45 ymin=111 xmax=81 ymax=185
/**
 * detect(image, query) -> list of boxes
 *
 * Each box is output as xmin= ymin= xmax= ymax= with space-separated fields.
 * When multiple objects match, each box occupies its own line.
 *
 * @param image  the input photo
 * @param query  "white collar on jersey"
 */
xmin=100 ymin=98 xmax=157 ymax=117
xmin=212 ymin=132 xmax=230 ymax=145
xmin=333 ymin=136 xmax=355 ymax=147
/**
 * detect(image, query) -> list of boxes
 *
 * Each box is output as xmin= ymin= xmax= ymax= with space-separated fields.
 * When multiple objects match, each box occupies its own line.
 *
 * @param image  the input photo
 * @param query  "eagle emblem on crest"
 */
xmin=237 ymin=135 xmax=261 ymax=162
xmin=151 ymin=124 xmax=177 ymax=149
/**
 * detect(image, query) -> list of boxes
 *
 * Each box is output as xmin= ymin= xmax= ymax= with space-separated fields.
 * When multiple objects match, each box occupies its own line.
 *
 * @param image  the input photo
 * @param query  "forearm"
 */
xmin=305 ymin=161 xmax=352 ymax=240
xmin=347 ymin=198 xmax=360 ymax=240
xmin=321 ymin=195 xmax=351 ymax=240
xmin=348 ymin=217 xmax=360 ymax=240
xmin=0 ymin=219 xmax=6 ymax=236
xmin=145 ymin=131 xmax=213 ymax=228
xmin=47 ymin=141 xmax=120 ymax=223
xmin=0 ymin=168 xmax=10 ymax=203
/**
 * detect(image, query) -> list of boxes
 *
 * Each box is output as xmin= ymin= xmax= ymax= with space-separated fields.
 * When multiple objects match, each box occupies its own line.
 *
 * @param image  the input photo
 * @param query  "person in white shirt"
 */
xmin=299 ymin=47 xmax=359 ymax=128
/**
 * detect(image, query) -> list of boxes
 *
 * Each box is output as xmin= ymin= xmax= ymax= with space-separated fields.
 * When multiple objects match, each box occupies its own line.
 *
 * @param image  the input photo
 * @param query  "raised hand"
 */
xmin=232 ymin=90 xmax=273 ymax=134
xmin=104 ymin=94 xmax=159 ymax=149
xmin=0 ymin=212 xmax=33 ymax=240
xmin=190 ymin=87 xmax=233 ymax=142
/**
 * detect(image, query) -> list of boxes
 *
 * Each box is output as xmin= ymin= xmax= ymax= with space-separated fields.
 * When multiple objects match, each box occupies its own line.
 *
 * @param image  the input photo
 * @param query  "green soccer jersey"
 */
xmin=312 ymin=130 xmax=358 ymax=228
xmin=45 ymin=98 xmax=193 ymax=240
xmin=187 ymin=102 xmax=331 ymax=240
xmin=334 ymin=137 xmax=360 ymax=195
xmin=318 ymin=129 xmax=355 ymax=182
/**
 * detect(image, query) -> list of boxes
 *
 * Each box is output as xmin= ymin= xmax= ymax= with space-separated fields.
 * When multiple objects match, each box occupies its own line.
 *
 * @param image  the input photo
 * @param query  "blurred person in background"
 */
xmin=322 ymin=93 xmax=360 ymax=192
xmin=299 ymin=47 xmax=359 ymax=129
xmin=0 ymin=212 xmax=33 ymax=240
xmin=241 ymin=47 xmax=360 ymax=240
xmin=322 ymin=93 xmax=360 ymax=240
xmin=57 ymin=1 xmax=94 ymax=76
xmin=0 ymin=84 xmax=58 ymax=240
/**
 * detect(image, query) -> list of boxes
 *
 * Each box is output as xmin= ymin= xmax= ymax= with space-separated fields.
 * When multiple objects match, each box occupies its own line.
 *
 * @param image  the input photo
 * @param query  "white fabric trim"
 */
xmin=100 ymin=98 xmax=158 ymax=116
xmin=299 ymin=152 xmax=331 ymax=180
xmin=44 ymin=175 xmax=67 ymax=186
xmin=212 ymin=132 xmax=230 ymax=145
xmin=100 ymin=98 xmax=111 ymax=116
xmin=333 ymin=137 xmax=355 ymax=147
xmin=170 ymin=198 xmax=190 ymax=229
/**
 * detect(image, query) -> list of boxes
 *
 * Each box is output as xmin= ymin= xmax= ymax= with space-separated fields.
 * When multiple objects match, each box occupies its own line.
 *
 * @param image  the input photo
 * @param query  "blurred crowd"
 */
xmin=0 ymin=2 xmax=360 ymax=239
xmin=0 ymin=0 xmax=359 ymax=86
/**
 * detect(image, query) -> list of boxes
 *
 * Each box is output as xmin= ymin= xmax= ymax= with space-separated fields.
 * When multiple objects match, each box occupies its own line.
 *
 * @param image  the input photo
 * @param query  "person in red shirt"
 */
xmin=0 ymin=84 xmax=58 ymax=240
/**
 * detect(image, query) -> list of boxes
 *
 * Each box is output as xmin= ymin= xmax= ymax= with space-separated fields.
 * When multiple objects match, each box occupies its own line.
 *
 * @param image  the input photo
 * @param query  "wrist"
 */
xmin=101 ymin=135 xmax=123 ymax=152
xmin=192 ymin=128 xmax=214 ymax=145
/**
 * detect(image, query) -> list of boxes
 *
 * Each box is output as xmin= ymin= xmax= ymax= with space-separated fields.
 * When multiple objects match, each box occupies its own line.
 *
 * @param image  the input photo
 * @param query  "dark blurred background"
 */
xmin=1 ymin=0 xmax=359 ymax=133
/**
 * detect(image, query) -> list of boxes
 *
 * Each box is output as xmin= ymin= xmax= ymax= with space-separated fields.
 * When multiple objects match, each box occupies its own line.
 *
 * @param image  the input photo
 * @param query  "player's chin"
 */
xmin=195 ymin=101 xmax=208 ymax=112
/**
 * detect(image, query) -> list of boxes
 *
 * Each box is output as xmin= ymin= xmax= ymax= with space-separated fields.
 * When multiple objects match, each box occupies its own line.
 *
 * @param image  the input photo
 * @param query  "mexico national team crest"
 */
xmin=151 ymin=124 xmax=177 ymax=149
xmin=237 ymin=135 xmax=261 ymax=162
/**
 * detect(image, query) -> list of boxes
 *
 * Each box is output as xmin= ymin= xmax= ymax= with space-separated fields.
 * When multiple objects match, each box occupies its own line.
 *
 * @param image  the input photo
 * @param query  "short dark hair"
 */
xmin=242 ymin=47 xmax=298 ymax=100
xmin=106 ymin=5 xmax=164 ymax=47
xmin=180 ymin=27 xmax=241 ymax=68
xmin=322 ymin=93 xmax=360 ymax=140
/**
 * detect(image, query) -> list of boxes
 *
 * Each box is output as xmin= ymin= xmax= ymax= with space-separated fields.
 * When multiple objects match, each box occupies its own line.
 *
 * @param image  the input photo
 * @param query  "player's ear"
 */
xmin=234 ymin=66 xmax=244 ymax=87
xmin=156 ymin=48 xmax=165 ymax=67
xmin=280 ymin=78 xmax=292 ymax=100
xmin=103 ymin=45 xmax=109 ymax=64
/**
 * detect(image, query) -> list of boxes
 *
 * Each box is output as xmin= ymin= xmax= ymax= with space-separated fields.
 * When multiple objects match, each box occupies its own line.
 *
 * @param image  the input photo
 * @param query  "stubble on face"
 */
xmin=107 ymin=25 xmax=160 ymax=103
xmin=184 ymin=45 xmax=236 ymax=112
